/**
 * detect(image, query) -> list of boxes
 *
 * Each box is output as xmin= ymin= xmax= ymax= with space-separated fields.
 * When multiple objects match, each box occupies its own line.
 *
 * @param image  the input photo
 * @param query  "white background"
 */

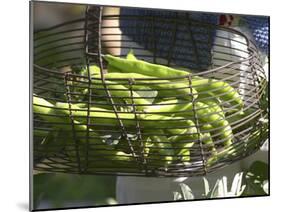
xmin=0 ymin=0 xmax=279 ymax=211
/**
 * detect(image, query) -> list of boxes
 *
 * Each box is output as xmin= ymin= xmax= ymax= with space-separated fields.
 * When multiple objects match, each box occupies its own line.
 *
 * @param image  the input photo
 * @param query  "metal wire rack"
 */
xmin=32 ymin=5 xmax=268 ymax=177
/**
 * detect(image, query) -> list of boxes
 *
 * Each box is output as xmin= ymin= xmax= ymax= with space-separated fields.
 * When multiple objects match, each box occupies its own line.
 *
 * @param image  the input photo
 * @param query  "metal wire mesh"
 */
xmin=33 ymin=5 xmax=268 ymax=177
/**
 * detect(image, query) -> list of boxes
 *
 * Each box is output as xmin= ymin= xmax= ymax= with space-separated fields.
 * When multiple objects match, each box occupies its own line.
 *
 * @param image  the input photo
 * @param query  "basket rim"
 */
xmin=33 ymin=14 xmax=261 ymax=81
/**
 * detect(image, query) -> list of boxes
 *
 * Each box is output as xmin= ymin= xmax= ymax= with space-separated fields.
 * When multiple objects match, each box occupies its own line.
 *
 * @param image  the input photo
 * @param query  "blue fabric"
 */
xmin=241 ymin=16 xmax=269 ymax=54
xmin=119 ymin=7 xmax=219 ymax=71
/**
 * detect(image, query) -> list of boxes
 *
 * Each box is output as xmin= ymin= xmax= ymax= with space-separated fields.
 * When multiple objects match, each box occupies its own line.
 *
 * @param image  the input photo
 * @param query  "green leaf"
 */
xmin=134 ymin=87 xmax=158 ymax=104
xmin=33 ymin=173 xmax=117 ymax=209
xmin=173 ymin=191 xmax=183 ymax=200
xmin=203 ymin=177 xmax=210 ymax=197
xmin=230 ymin=172 xmax=245 ymax=196
xmin=242 ymin=161 xmax=269 ymax=196
xmin=207 ymin=173 xmax=245 ymax=198
xmin=179 ymin=183 xmax=194 ymax=200
xmin=262 ymin=180 xmax=269 ymax=194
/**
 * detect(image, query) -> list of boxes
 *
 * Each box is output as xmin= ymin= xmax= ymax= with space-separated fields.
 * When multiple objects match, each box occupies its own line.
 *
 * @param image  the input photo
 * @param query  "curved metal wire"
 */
xmin=32 ymin=6 xmax=268 ymax=177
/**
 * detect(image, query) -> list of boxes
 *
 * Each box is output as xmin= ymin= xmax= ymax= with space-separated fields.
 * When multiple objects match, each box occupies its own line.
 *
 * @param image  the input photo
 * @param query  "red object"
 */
xmin=219 ymin=15 xmax=234 ymax=26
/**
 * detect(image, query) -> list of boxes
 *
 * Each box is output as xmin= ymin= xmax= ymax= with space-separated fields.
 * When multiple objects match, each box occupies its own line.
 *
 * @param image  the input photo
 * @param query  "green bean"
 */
xmin=225 ymin=108 xmax=261 ymax=136
xmin=33 ymin=95 xmax=146 ymax=168
xmin=33 ymin=96 xmax=112 ymax=149
xmin=166 ymin=120 xmax=196 ymax=164
xmin=105 ymin=54 xmax=242 ymax=109
xmin=166 ymin=120 xmax=196 ymax=142
xmin=64 ymin=139 xmax=139 ymax=171
xmin=144 ymin=99 xmax=192 ymax=115
xmin=198 ymin=94 xmax=225 ymax=118
xmin=192 ymin=78 xmax=243 ymax=110
xmin=201 ymin=124 xmax=218 ymax=159
xmin=126 ymin=49 xmax=137 ymax=60
xmin=80 ymin=64 xmax=101 ymax=76
xmin=104 ymin=54 xmax=190 ymax=78
xmin=145 ymin=129 xmax=174 ymax=167
xmin=36 ymin=96 xmax=227 ymax=168
xmin=81 ymin=148 xmax=136 ymax=164
xmin=97 ymin=55 xmax=241 ymax=109
xmin=100 ymin=71 xmax=197 ymax=100
xmin=206 ymin=145 xmax=237 ymax=167
xmin=33 ymin=95 xmax=84 ymax=131
xmin=207 ymin=116 xmax=268 ymax=167
xmin=199 ymin=97 xmax=236 ymax=152
xmin=167 ymin=120 xmax=217 ymax=164
xmin=93 ymin=62 xmax=197 ymax=100
xmin=203 ymin=100 xmax=225 ymax=118
xmin=50 ymin=99 xmax=191 ymax=129
xmin=73 ymin=100 xmax=117 ymax=111
xmin=145 ymin=99 xmax=233 ymax=146
xmin=190 ymin=102 xmax=233 ymax=146
xmin=171 ymin=130 xmax=216 ymax=165
xmin=90 ymin=80 xmax=151 ymax=109
xmin=107 ymin=63 xmax=123 ymax=73
xmin=77 ymin=65 xmax=152 ymax=109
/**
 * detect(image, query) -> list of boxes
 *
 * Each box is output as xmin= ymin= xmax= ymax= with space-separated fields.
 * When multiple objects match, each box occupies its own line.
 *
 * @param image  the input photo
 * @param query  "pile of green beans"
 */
xmin=34 ymin=52 xmax=244 ymax=170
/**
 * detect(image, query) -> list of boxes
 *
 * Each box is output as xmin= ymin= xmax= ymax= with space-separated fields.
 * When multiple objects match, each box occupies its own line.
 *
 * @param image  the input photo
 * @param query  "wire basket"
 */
xmin=33 ymin=6 xmax=268 ymax=177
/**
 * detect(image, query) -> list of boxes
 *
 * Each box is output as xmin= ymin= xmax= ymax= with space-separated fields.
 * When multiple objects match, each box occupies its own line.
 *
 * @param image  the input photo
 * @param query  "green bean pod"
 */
xmin=80 ymin=64 xmax=101 ymax=76
xmin=44 ymin=98 xmax=191 ymax=129
xmin=167 ymin=120 xmax=217 ymax=164
xmin=33 ymin=95 xmax=88 ymax=133
xmin=188 ymin=102 xmax=233 ymax=146
xmin=33 ymin=95 xmax=145 ymax=168
xmin=198 ymin=93 xmax=225 ymax=118
xmin=166 ymin=120 xmax=196 ymax=164
xmin=126 ymin=49 xmax=137 ymax=60
xmin=145 ymin=99 xmax=233 ymax=146
xmin=143 ymin=99 xmax=192 ymax=116
xmin=192 ymin=78 xmax=243 ymax=110
xmin=97 ymin=68 xmax=198 ymax=100
xmin=104 ymin=54 xmax=191 ymax=78
xmin=73 ymin=100 xmax=121 ymax=111
xmin=201 ymin=124 xmax=218 ymax=159
xmin=104 ymin=54 xmax=242 ymax=109
xmin=33 ymin=95 xmax=114 ymax=150
xmin=202 ymin=100 xmax=225 ymax=118
xmin=90 ymin=80 xmax=151 ymax=109
xmin=65 ymin=142 xmax=140 ymax=172
xmin=145 ymin=129 xmax=174 ymax=167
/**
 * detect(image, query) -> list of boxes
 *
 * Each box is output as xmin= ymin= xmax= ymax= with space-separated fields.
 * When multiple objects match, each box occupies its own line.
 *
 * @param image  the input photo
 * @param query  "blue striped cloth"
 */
xmin=240 ymin=16 xmax=269 ymax=54
xmin=119 ymin=8 xmax=269 ymax=71
xmin=119 ymin=7 xmax=219 ymax=71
